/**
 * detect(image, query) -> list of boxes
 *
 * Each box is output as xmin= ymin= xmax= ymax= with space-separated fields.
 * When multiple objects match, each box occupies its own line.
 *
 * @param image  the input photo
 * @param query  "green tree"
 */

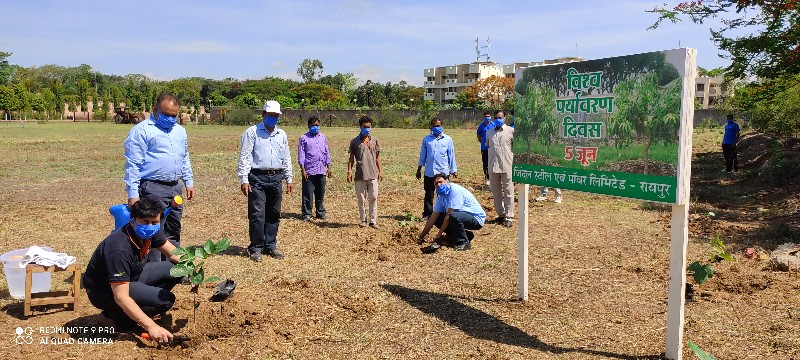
xmin=0 ymin=85 xmax=20 ymax=118
xmin=207 ymin=91 xmax=228 ymax=107
xmin=648 ymin=1 xmax=799 ymax=79
xmin=233 ymin=92 xmax=261 ymax=109
xmin=297 ymin=59 xmax=324 ymax=83
xmin=0 ymin=51 xmax=13 ymax=86
xmin=517 ymin=84 xmax=558 ymax=150
xmin=291 ymin=83 xmax=342 ymax=106
xmin=608 ymin=73 xmax=681 ymax=174
xmin=41 ymin=88 xmax=55 ymax=119
xmin=77 ymin=79 xmax=91 ymax=120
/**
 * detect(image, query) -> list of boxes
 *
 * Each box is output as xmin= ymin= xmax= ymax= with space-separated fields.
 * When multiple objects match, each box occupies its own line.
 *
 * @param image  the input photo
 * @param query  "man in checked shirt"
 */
xmin=237 ymin=100 xmax=293 ymax=262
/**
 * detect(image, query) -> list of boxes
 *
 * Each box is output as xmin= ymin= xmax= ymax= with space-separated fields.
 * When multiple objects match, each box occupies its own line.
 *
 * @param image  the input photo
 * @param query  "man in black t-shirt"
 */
xmin=83 ymin=198 xmax=182 ymax=343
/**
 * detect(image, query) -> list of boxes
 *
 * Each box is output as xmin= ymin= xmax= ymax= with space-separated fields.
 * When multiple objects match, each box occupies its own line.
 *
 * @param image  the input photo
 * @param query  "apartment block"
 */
xmin=423 ymin=62 xmax=503 ymax=104
xmin=695 ymin=76 xmax=730 ymax=109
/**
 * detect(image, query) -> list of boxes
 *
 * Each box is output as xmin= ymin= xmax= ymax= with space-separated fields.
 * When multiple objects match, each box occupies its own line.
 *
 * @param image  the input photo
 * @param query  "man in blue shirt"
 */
xmin=237 ymin=100 xmax=293 ymax=261
xmin=416 ymin=117 xmax=457 ymax=219
xmin=417 ymin=173 xmax=486 ymax=253
xmin=476 ymin=112 xmax=493 ymax=186
xmin=722 ymin=114 xmax=740 ymax=173
xmin=124 ymin=93 xmax=195 ymax=262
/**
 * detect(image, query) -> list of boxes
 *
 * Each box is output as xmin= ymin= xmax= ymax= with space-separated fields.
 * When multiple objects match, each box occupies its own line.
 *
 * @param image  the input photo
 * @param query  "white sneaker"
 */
xmin=485 ymin=180 xmax=490 ymax=186
xmin=535 ymin=195 xmax=547 ymax=202
xmin=555 ymin=196 xmax=563 ymax=204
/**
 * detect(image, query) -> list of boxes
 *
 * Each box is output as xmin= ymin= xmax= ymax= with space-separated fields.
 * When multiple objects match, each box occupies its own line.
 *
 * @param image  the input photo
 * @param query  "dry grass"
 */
xmin=0 ymin=122 xmax=797 ymax=359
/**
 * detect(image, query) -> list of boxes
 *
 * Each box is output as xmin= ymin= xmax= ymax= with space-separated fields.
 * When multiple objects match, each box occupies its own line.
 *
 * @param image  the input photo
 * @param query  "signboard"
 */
xmin=512 ymin=49 xmax=692 ymax=204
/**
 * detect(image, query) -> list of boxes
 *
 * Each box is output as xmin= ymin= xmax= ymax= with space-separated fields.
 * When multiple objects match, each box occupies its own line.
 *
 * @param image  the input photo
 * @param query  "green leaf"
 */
xmin=194 ymin=246 xmax=206 ymax=259
xmin=204 ymin=276 xmax=221 ymax=284
xmin=193 ymin=302 xmax=200 ymax=310
xmin=191 ymin=268 xmax=204 ymax=285
xmin=171 ymin=247 xmax=186 ymax=256
xmin=719 ymin=253 xmax=732 ymax=263
xmin=687 ymin=341 xmax=717 ymax=360
xmin=170 ymin=264 xmax=192 ymax=278
xmin=203 ymin=239 xmax=214 ymax=255
xmin=688 ymin=262 xmax=714 ymax=285
xmin=214 ymin=238 xmax=231 ymax=254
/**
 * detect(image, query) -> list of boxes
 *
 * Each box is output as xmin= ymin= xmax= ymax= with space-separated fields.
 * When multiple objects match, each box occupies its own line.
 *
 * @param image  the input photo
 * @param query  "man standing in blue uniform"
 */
xmin=238 ymin=100 xmax=293 ymax=261
xmin=124 ymin=93 xmax=195 ymax=262
xmin=416 ymin=117 xmax=457 ymax=220
xmin=417 ymin=173 xmax=486 ymax=253
xmin=476 ymin=112 xmax=493 ymax=186
xmin=722 ymin=114 xmax=740 ymax=173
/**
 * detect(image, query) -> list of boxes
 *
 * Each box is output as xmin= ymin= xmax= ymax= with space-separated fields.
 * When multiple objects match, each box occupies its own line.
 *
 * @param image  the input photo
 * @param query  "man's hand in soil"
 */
xmin=146 ymin=324 xmax=173 ymax=343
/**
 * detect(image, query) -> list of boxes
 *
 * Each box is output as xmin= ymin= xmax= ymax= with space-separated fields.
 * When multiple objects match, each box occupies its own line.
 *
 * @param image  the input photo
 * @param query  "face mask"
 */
xmin=484 ymin=117 xmax=492 ymax=123
xmin=155 ymin=112 xmax=177 ymax=130
xmin=493 ymin=118 xmax=505 ymax=128
xmin=431 ymin=126 xmax=443 ymax=135
xmin=309 ymin=125 xmax=320 ymax=135
xmin=436 ymin=183 xmax=451 ymax=196
xmin=263 ymin=116 xmax=279 ymax=127
xmin=360 ymin=127 xmax=371 ymax=137
xmin=133 ymin=221 xmax=160 ymax=239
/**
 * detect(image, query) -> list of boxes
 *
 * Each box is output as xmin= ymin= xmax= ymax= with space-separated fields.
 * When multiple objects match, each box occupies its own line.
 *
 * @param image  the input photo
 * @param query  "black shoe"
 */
xmin=421 ymin=243 xmax=441 ymax=254
xmin=302 ymin=215 xmax=312 ymax=222
xmin=492 ymin=217 xmax=506 ymax=224
xmin=453 ymin=242 xmax=471 ymax=251
xmin=264 ymin=249 xmax=285 ymax=259
xmin=466 ymin=231 xmax=475 ymax=241
xmin=316 ymin=214 xmax=327 ymax=220
xmin=249 ymin=252 xmax=263 ymax=262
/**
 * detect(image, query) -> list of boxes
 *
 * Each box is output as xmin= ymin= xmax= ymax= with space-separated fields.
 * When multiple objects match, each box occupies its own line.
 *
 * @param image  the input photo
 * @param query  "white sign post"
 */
xmin=516 ymin=48 xmax=696 ymax=360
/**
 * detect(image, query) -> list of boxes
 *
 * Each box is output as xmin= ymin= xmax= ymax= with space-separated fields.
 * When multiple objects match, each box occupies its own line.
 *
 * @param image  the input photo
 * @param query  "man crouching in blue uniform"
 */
xmin=83 ymin=198 xmax=182 ymax=343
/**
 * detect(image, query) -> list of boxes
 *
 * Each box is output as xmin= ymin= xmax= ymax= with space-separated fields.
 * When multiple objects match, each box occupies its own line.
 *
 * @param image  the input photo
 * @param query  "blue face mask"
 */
xmin=309 ymin=125 xmax=320 ymax=135
xmin=133 ymin=221 xmax=160 ymax=239
xmin=263 ymin=116 xmax=279 ymax=128
xmin=484 ymin=116 xmax=492 ymax=123
xmin=431 ymin=126 xmax=443 ymax=135
xmin=360 ymin=127 xmax=371 ymax=137
xmin=493 ymin=118 xmax=505 ymax=128
xmin=436 ymin=183 xmax=451 ymax=196
xmin=154 ymin=112 xmax=177 ymax=130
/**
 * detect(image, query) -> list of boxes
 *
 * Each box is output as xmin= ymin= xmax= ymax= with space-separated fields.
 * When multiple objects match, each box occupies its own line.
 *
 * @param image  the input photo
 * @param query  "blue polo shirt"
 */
xmin=477 ymin=120 xmax=494 ymax=150
xmin=433 ymin=183 xmax=486 ymax=225
xmin=722 ymin=120 xmax=740 ymax=145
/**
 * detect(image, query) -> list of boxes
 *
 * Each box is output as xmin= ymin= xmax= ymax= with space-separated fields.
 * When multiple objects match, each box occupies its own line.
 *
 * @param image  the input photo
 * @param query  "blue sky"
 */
xmin=0 ymin=0 xmax=731 ymax=85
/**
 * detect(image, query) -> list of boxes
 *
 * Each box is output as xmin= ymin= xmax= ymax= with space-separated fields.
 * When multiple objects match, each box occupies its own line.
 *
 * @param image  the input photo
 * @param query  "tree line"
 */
xmin=0 ymin=54 xmax=516 ymax=121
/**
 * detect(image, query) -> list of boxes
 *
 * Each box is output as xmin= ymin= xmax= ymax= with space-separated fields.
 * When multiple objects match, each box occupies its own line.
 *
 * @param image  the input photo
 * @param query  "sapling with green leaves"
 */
xmin=687 ymin=235 xmax=731 ymax=285
xmin=169 ymin=238 xmax=231 ymax=325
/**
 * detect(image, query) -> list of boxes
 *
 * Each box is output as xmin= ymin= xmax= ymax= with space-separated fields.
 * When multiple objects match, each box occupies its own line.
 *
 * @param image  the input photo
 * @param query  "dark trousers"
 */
xmin=140 ymin=180 xmax=183 ymax=262
xmin=301 ymin=174 xmax=327 ymax=218
xmin=722 ymin=144 xmax=738 ymax=172
xmin=248 ymin=172 xmax=283 ymax=254
xmin=422 ymin=176 xmax=436 ymax=218
xmin=481 ymin=150 xmax=489 ymax=179
xmin=86 ymin=261 xmax=180 ymax=331
xmin=434 ymin=211 xmax=483 ymax=245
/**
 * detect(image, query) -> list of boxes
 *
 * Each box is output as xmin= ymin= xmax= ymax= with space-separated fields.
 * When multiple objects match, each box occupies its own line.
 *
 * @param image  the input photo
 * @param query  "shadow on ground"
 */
xmin=382 ymin=284 xmax=663 ymax=359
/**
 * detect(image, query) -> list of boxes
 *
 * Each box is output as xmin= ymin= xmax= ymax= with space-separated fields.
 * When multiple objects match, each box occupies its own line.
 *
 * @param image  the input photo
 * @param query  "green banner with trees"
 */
xmin=512 ymin=49 xmax=690 ymax=204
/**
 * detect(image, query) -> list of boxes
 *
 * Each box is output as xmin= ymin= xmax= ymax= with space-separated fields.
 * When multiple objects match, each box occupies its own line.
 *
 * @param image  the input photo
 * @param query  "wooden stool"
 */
xmin=24 ymin=263 xmax=80 ymax=317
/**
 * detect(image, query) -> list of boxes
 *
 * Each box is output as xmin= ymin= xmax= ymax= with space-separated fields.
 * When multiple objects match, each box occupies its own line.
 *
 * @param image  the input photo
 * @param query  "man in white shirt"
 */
xmin=237 ymin=100 xmax=293 ymax=261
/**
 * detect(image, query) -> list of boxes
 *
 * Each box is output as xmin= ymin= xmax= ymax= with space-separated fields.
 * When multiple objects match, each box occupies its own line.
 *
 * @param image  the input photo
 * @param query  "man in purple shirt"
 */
xmin=298 ymin=116 xmax=332 ymax=221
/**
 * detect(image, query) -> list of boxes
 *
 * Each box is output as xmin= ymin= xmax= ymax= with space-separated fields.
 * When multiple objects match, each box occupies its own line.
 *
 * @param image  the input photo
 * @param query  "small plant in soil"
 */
xmin=170 ymin=238 xmax=231 ymax=327
xmin=687 ymin=340 xmax=717 ymax=359
xmin=687 ymin=235 xmax=731 ymax=285
xmin=398 ymin=211 xmax=421 ymax=227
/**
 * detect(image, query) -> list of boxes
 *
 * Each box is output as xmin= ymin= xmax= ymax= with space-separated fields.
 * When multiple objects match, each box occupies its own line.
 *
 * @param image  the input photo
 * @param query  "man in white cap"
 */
xmin=237 ymin=100 xmax=293 ymax=261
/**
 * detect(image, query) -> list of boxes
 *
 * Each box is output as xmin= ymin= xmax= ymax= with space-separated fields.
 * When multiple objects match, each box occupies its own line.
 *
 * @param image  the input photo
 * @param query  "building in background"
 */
xmin=695 ymin=76 xmax=731 ymax=109
xmin=423 ymin=57 xmax=584 ymax=106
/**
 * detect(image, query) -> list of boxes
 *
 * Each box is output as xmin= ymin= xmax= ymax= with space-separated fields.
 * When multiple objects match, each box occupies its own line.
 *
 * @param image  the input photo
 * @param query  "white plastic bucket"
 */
xmin=0 ymin=247 xmax=53 ymax=300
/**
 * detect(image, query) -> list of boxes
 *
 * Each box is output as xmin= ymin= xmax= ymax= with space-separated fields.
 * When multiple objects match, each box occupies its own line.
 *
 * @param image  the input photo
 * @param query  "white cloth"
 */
xmin=18 ymin=246 xmax=76 ymax=269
